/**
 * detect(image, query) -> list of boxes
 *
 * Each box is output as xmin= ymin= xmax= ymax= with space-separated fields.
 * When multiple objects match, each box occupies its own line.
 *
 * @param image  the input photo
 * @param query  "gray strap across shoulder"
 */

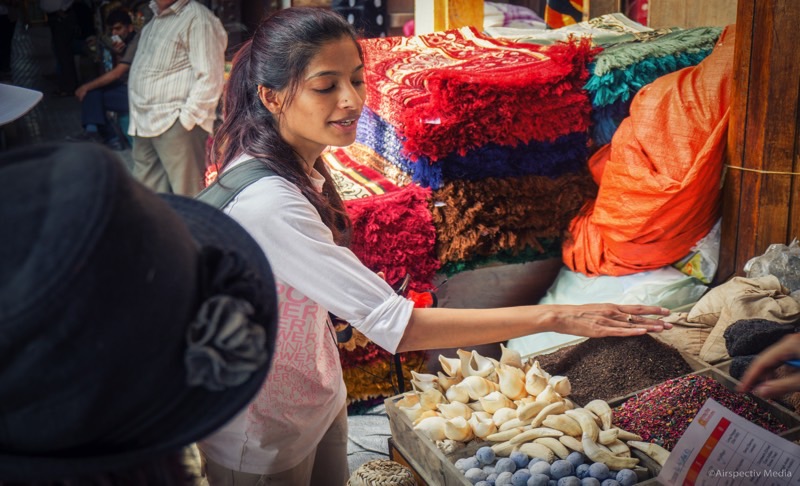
xmin=195 ymin=159 xmax=276 ymax=209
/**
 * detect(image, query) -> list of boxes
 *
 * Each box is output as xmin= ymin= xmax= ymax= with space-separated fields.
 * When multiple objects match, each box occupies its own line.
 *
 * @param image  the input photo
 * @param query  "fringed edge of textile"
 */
xmin=439 ymin=132 xmax=590 ymax=183
xmin=357 ymin=106 xmax=592 ymax=189
xmin=362 ymin=31 xmax=596 ymax=161
xmin=346 ymin=184 xmax=440 ymax=292
xmin=431 ymin=171 xmax=598 ymax=263
xmin=401 ymin=89 xmax=592 ymax=162
xmin=590 ymin=100 xmax=632 ymax=146
xmin=398 ymin=36 xmax=596 ymax=160
xmin=591 ymin=26 xmax=723 ymax=76
xmin=585 ymin=49 xmax=715 ymax=107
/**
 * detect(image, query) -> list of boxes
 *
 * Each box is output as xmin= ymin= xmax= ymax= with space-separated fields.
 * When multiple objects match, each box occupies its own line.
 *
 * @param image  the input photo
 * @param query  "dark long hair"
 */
xmin=213 ymin=7 xmax=360 ymax=246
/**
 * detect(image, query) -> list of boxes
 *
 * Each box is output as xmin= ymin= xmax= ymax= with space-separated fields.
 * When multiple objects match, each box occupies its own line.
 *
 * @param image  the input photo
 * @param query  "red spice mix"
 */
xmin=613 ymin=374 xmax=787 ymax=450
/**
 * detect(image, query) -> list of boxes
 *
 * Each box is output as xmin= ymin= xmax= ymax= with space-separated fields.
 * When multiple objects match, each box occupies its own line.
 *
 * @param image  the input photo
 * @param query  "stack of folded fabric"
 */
xmin=489 ymin=16 xmax=721 ymax=147
xmin=353 ymin=26 xmax=598 ymax=274
xmin=322 ymin=147 xmax=440 ymax=293
xmin=584 ymin=26 xmax=723 ymax=146
xmin=322 ymin=148 xmax=438 ymax=411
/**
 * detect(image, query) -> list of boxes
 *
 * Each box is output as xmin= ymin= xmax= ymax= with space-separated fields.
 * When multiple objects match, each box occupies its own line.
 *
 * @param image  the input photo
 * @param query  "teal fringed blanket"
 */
xmin=591 ymin=27 xmax=723 ymax=77
xmin=586 ymin=48 xmax=715 ymax=107
xmin=586 ymin=27 xmax=723 ymax=145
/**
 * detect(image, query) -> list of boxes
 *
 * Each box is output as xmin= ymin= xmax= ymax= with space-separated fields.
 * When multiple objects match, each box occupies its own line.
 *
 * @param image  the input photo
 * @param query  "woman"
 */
xmin=197 ymin=7 xmax=671 ymax=485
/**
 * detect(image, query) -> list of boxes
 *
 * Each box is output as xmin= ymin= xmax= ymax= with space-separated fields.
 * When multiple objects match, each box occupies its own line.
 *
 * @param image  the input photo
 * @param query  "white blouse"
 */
xmin=197 ymin=156 xmax=413 ymax=474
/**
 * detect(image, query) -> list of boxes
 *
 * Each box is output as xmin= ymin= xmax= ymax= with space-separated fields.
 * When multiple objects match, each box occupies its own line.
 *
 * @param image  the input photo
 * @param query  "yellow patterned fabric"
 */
xmin=544 ymin=0 xmax=584 ymax=29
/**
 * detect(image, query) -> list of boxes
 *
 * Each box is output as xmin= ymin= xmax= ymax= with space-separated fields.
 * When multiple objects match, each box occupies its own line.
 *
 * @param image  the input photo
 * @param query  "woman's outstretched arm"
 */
xmin=395 ymin=304 xmax=671 ymax=352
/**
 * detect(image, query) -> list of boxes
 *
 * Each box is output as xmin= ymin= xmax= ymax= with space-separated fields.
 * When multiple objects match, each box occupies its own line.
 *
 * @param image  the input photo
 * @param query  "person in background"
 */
xmin=0 ymin=142 xmax=278 ymax=484
xmin=196 ymin=8 xmax=672 ymax=486
xmin=0 ymin=0 xmax=18 ymax=81
xmin=65 ymin=7 xmax=138 ymax=150
xmin=39 ymin=0 xmax=79 ymax=96
xmin=738 ymin=333 xmax=800 ymax=399
xmin=127 ymin=0 xmax=226 ymax=196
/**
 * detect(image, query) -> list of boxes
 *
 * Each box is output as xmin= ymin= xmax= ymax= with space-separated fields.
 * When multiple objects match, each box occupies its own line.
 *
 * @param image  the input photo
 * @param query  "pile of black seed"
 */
xmin=724 ymin=319 xmax=798 ymax=357
xmin=531 ymin=335 xmax=695 ymax=406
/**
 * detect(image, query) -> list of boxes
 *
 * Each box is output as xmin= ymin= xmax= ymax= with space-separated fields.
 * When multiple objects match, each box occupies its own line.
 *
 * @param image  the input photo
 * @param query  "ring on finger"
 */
xmin=626 ymin=314 xmax=634 ymax=324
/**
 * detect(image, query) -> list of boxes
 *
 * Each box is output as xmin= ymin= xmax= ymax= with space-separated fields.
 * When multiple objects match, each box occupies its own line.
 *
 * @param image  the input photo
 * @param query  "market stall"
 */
xmin=383 ymin=340 xmax=800 ymax=485
xmin=331 ymin=9 xmax=736 ymax=411
xmin=332 ymin=0 xmax=800 ymax=484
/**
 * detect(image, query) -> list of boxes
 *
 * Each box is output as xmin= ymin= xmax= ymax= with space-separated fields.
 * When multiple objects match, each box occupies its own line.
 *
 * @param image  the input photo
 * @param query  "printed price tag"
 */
xmin=658 ymin=398 xmax=800 ymax=485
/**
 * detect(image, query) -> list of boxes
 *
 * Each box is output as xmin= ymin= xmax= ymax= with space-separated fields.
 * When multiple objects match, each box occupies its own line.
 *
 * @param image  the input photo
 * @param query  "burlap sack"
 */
xmin=695 ymin=276 xmax=800 ymax=363
xmin=651 ymin=312 xmax=714 ymax=358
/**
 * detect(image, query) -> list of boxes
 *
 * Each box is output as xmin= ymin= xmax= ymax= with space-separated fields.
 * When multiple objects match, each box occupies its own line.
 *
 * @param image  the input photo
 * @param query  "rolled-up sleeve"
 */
xmin=223 ymin=177 xmax=414 ymax=354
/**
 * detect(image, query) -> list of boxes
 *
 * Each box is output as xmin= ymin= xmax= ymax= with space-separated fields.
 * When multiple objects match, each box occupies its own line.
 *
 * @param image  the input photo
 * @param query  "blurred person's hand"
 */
xmin=737 ymin=333 xmax=800 ymax=399
xmin=111 ymin=39 xmax=126 ymax=55
xmin=75 ymin=85 xmax=89 ymax=102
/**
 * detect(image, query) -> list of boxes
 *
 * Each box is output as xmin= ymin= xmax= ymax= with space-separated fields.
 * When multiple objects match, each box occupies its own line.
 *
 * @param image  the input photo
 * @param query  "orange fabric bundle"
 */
xmin=563 ymin=26 xmax=736 ymax=276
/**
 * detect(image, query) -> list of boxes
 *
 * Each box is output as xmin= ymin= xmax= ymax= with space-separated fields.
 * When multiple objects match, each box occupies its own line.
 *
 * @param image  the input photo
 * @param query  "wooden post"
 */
xmin=414 ymin=0 xmax=483 ymax=35
xmin=717 ymin=0 xmax=800 ymax=283
xmin=587 ymin=0 xmax=621 ymax=20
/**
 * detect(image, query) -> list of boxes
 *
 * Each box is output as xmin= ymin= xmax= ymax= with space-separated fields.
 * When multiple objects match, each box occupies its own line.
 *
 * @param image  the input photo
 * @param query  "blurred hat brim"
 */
xmin=0 ymin=84 xmax=43 ymax=125
xmin=0 ymin=189 xmax=277 ymax=480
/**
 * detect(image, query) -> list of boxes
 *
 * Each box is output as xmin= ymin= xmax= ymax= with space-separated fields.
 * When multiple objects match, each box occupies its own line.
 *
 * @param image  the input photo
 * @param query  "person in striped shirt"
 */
xmin=127 ymin=0 xmax=226 ymax=197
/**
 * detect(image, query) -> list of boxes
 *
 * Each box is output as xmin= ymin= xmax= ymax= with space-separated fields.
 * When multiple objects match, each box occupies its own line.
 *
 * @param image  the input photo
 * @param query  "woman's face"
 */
xmin=273 ymin=37 xmax=365 ymax=166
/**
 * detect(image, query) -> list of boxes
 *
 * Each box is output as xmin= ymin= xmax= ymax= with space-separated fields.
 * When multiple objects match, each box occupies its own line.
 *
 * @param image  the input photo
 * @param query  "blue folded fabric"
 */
xmin=356 ymin=107 xmax=590 ymax=189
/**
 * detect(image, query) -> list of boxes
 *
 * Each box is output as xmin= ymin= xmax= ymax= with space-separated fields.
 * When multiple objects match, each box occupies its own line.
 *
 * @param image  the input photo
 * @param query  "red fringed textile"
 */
xmin=345 ymin=184 xmax=440 ymax=292
xmin=432 ymin=172 xmax=597 ymax=263
xmin=360 ymin=27 xmax=596 ymax=161
xmin=327 ymin=148 xmax=435 ymax=408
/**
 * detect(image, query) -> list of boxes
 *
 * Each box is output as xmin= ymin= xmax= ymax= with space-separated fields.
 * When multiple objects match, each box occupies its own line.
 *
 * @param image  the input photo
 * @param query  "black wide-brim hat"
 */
xmin=0 ymin=143 xmax=278 ymax=480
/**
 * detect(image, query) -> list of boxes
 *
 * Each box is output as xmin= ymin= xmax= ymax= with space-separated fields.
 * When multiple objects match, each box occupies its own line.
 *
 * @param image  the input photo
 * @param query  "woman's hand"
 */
xmin=552 ymin=304 xmax=672 ymax=338
xmin=737 ymin=333 xmax=800 ymax=399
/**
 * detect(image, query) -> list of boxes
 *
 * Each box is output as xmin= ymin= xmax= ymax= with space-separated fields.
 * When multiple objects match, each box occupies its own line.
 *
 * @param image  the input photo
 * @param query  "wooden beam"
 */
xmin=648 ymin=0 xmax=737 ymax=29
xmin=718 ymin=0 xmax=800 ymax=283
xmin=414 ymin=0 xmax=483 ymax=35
xmin=588 ymin=0 xmax=621 ymax=20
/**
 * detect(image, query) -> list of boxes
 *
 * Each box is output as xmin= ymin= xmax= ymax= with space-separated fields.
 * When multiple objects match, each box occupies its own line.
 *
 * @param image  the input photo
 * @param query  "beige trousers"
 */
xmin=200 ymin=405 xmax=349 ymax=486
xmin=131 ymin=120 xmax=209 ymax=197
